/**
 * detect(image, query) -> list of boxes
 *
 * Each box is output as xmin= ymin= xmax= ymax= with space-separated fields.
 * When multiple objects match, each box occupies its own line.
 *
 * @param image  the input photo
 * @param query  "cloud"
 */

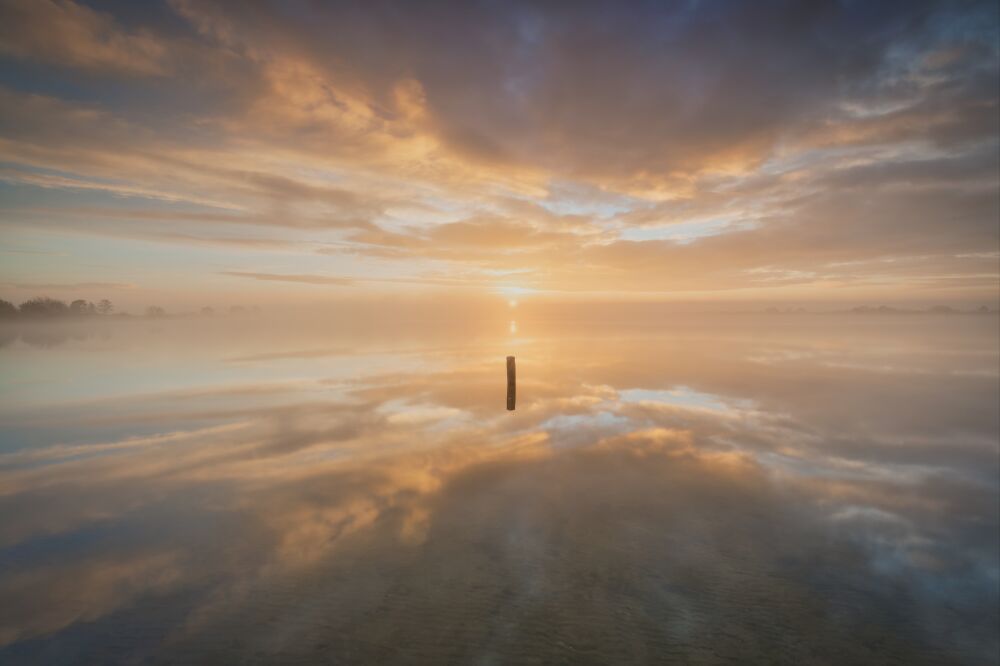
xmin=219 ymin=271 xmax=353 ymax=286
xmin=217 ymin=269 xmax=512 ymax=290
xmin=168 ymin=0 xmax=999 ymax=185
xmin=6 ymin=281 xmax=134 ymax=291
xmin=0 ymin=0 xmax=996 ymax=301
xmin=0 ymin=0 xmax=168 ymax=75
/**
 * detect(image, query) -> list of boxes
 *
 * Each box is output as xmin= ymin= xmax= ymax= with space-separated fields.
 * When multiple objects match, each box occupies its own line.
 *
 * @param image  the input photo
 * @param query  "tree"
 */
xmin=201 ymin=306 xmax=215 ymax=316
xmin=19 ymin=297 xmax=69 ymax=317
xmin=69 ymin=299 xmax=91 ymax=315
xmin=145 ymin=306 xmax=166 ymax=318
xmin=0 ymin=299 xmax=17 ymax=318
xmin=96 ymin=299 xmax=114 ymax=315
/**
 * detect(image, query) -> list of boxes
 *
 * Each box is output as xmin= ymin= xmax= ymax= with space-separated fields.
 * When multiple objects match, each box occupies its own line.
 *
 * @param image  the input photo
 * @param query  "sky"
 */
xmin=0 ymin=0 xmax=998 ymax=311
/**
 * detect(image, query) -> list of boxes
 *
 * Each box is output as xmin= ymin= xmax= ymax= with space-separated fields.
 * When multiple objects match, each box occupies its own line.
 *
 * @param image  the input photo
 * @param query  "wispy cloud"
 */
xmin=219 ymin=271 xmax=353 ymax=286
xmin=0 ymin=0 xmax=996 ymax=303
xmin=7 ymin=281 xmax=134 ymax=291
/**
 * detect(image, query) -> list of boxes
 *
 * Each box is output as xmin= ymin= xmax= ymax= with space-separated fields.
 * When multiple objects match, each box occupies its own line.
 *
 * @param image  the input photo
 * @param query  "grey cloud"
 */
xmin=0 ymin=0 xmax=168 ymax=75
xmin=172 ymin=0 xmax=998 ymax=183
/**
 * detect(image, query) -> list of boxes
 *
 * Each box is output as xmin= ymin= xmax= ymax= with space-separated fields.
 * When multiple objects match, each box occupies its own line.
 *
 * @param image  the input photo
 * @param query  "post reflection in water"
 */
xmin=0 ymin=314 xmax=997 ymax=664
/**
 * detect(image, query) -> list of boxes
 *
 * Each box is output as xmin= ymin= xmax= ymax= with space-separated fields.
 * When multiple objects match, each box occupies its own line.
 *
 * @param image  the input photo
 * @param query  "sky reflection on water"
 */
xmin=0 ymin=315 xmax=997 ymax=664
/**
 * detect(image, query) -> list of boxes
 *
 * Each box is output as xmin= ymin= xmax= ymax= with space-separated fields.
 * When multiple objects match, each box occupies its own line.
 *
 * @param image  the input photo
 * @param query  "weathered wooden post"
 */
xmin=506 ymin=355 xmax=516 ymax=411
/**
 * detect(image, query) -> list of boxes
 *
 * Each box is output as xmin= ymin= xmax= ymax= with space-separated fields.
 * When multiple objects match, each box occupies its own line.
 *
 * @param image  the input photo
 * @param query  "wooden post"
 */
xmin=506 ymin=356 xmax=516 ymax=411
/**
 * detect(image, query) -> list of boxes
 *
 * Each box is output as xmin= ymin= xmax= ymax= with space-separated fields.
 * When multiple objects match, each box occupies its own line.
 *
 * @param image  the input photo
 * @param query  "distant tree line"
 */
xmin=1 ymin=297 xmax=261 ymax=320
xmin=0 ymin=297 xmax=116 ymax=319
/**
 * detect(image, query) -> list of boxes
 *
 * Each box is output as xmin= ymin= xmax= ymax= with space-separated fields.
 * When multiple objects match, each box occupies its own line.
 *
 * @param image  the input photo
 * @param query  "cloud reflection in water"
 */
xmin=0 ymin=315 xmax=997 ymax=664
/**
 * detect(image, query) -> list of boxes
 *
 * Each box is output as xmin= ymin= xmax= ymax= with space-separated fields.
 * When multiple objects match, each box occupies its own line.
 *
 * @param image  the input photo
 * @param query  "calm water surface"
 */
xmin=1 ymin=314 xmax=997 ymax=664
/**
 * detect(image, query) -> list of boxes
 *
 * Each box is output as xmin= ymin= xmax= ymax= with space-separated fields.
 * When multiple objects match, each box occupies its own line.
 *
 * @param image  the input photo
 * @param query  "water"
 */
xmin=0 ymin=313 xmax=997 ymax=664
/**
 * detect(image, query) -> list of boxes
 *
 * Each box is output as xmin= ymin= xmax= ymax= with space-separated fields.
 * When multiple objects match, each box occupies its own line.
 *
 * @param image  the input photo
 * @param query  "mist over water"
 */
xmin=0 ymin=313 xmax=997 ymax=664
